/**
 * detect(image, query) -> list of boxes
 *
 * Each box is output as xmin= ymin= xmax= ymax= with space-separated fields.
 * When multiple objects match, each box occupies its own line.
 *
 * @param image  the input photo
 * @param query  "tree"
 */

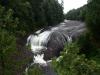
xmin=65 ymin=5 xmax=87 ymax=21
xmin=0 ymin=5 xmax=19 ymax=35
xmin=42 ymin=0 xmax=64 ymax=26
xmin=0 ymin=28 xmax=16 ymax=75
xmin=0 ymin=0 xmax=64 ymax=35
xmin=86 ymin=0 xmax=100 ymax=42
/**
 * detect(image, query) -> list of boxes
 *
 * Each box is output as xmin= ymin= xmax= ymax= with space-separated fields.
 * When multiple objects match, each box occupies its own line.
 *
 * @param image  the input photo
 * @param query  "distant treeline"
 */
xmin=65 ymin=5 xmax=87 ymax=21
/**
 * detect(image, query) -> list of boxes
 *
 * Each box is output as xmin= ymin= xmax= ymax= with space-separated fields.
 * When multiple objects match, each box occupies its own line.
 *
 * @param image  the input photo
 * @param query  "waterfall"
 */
xmin=25 ymin=20 xmax=85 ymax=75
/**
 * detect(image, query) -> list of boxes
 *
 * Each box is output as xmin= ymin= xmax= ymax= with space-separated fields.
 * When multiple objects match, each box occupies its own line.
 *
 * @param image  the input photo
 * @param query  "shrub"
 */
xmin=26 ymin=65 xmax=43 ymax=75
xmin=0 ymin=28 xmax=16 ymax=75
xmin=52 ymin=43 xmax=100 ymax=75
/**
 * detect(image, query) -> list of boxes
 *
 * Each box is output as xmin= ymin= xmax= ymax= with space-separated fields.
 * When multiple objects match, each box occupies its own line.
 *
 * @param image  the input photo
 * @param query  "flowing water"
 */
xmin=25 ymin=20 xmax=85 ymax=75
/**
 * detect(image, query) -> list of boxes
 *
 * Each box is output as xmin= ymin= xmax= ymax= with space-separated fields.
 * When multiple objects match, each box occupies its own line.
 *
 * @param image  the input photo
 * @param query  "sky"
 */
xmin=58 ymin=0 xmax=88 ymax=13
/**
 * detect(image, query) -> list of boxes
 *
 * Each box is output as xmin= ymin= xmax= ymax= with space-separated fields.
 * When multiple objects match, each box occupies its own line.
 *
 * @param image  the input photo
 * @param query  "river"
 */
xmin=25 ymin=20 xmax=85 ymax=75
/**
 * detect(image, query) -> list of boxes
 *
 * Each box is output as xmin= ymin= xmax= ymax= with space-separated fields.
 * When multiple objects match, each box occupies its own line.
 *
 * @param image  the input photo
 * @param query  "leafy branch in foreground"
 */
xmin=52 ymin=43 xmax=100 ymax=75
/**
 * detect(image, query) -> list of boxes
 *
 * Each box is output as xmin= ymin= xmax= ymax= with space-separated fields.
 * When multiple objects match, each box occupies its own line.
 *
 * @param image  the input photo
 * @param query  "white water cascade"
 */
xmin=25 ymin=20 xmax=85 ymax=75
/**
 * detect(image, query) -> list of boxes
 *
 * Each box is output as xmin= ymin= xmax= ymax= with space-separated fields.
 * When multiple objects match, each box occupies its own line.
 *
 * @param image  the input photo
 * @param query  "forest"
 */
xmin=0 ymin=0 xmax=100 ymax=75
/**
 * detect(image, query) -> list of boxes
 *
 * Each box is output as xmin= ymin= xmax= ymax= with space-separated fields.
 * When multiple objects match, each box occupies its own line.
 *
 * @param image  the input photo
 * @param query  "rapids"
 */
xmin=25 ymin=20 xmax=85 ymax=75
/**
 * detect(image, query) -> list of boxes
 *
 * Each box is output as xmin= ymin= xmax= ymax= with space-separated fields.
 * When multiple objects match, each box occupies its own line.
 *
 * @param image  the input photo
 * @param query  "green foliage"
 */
xmin=0 ymin=5 xmax=19 ymax=35
xmin=52 ymin=43 xmax=100 ymax=75
xmin=0 ymin=0 xmax=64 ymax=35
xmin=65 ymin=5 xmax=87 ymax=21
xmin=65 ymin=9 xmax=80 ymax=21
xmin=0 ymin=0 xmax=64 ymax=74
xmin=0 ymin=28 xmax=16 ymax=75
xmin=0 ymin=5 xmax=33 ymax=75
xmin=77 ymin=33 xmax=98 ymax=57
xmin=26 ymin=65 xmax=43 ymax=75
xmin=0 ymin=28 xmax=33 ymax=75
xmin=0 ymin=28 xmax=16 ymax=55
xmin=77 ymin=32 xmax=100 ymax=72
xmin=86 ymin=0 xmax=100 ymax=42
xmin=42 ymin=0 xmax=64 ymax=26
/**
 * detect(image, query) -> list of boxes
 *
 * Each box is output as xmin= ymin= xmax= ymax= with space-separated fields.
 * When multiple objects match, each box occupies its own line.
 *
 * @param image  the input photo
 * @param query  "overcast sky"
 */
xmin=59 ymin=0 xmax=87 ymax=13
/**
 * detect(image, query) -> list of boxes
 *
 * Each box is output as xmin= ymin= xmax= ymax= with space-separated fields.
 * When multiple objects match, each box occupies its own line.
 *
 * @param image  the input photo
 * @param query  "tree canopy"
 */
xmin=0 ymin=0 xmax=64 ymax=35
xmin=65 ymin=5 xmax=87 ymax=21
xmin=86 ymin=0 xmax=100 ymax=42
